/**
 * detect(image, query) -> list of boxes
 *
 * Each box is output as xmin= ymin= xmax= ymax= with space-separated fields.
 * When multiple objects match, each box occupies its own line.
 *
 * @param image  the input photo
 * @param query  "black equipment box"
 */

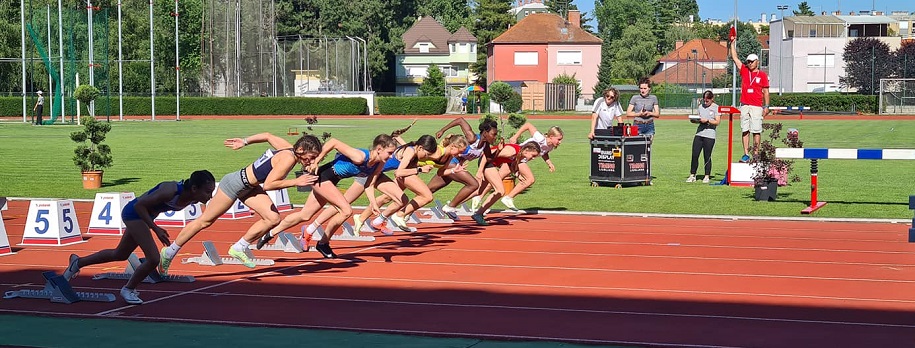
xmin=589 ymin=135 xmax=652 ymax=186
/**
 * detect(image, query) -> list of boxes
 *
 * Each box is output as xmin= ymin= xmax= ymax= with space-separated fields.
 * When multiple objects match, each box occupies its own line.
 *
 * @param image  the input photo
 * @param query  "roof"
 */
xmin=448 ymin=27 xmax=477 ymax=43
xmin=649 ymin=61 xmax=726 ymax=85
xmin=658 ymin=39 xmax=729 ymax=62
xmin=402 ymin=17 xmax=452 ymax=54
xmin=491 ymin=13 xmax=601 ymax=45
xmin=785 ymin=15 xmax=845 ymax=25
xmin=835 ymin=15 xmax=896 ymax=24
xmin=757 ymin=35 xmax=769 ymax=49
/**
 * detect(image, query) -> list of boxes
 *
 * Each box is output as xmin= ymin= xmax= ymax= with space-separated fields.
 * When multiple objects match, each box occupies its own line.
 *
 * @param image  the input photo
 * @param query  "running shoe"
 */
xmin=297 ymin=232 xmax=313 ymax=251
xmin=352 ymin=213 xmax=366 ymax=234
xmin=227 ymin=247 xmax=257 ymax=268
xmin=256 ymin=232 xmax=275 ymax=250
xmin=500 ymin=196 xmax=519 ymax=211
xmin=62 ymin=254 xmax=80 ymax=281
xmin=440 ymin=205 xmax=460 ymax=220
xmin=370 ymin=219 xmax=394 ymax=236
xmin=120 ymin=286 xmax=143 ymax=305
xmin=158 ymin=247 xmax=173 ymax=276
xmin=389 ymin=214 xmax=411 ymax=232
xmin=315 ymin=242 xmax=338 ymax=258
xmin=686 ymin=175 xmax=696 ymax=183
xmin=470 ymin=196 xmax=482 ymax=211
xmin=471 ymin=213 xmax=488 ymax=226
xmin=702 ymin=177 xmax=710 ymax=184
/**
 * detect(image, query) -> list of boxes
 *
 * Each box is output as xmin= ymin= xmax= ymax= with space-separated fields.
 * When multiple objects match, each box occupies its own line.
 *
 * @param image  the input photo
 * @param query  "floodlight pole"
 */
xmin=47 ymin=6 xmax=52 ymax=117
xmin=150 ymin=0 xmax=155 ymax=121
xmin=118 ymin=0 xmax=123 ymax=120
xmin=777 ymin=5 xmax=788 ymax=95
xmin=88 ymin=0 xmax=95 ymax=118
xmin=20 ymin=0 xmax=26 ymax=123
xmin=731 ymin=0 xmax=738 ymax=107
xmin=58 ymin=0 xmax=64 ymax=121
xmin=174 ymin=0 xmax=180 ymax=121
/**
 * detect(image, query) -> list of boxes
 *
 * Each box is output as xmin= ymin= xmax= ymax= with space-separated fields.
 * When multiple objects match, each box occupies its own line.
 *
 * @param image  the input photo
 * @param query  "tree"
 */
xmin=593 ymin=37 xmax=614 ymax=97
xmin=418 ymin=64 xmax=446 ymax=96
xmin=417 ymin=0 xmax=472 ymax=32
xmin=552 ymin=72 xmax=581 ymax=100
xmin=469 ymin=0 xmax=514 ymax=87
xmin=840 ymin=37 xmax=894 ymax=95
xmin=896 ymin=40 xmax=915 ymax=79
xmin=546 ymin=0 xmax=572 ymax=18
xmin=488 ymin=81 xmax=514 ymax=113
xmin=715 ymin=23 xmax=763 ymax=88
xmin=794 ymin=2 xmax=815 ymax=16
xmin=609 ymin=21 xmax=658 ymax=80
xmin=651 ymin=0 xmax=699 ymax=53
xmin=593 ymin=0 xmax=653 ymax=51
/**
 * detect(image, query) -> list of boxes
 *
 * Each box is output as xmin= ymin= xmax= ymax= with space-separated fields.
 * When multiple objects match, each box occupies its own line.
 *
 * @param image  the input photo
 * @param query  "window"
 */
xmin=417 ymin=42 xmax=431 ymax=53
xmin=440 ymin=65 xmax=459 ymax=77
xmin=514 ymin=51 xmax=538 ymax=66
xmin=406 ymin=66 xmax=428 ymax=77
xmin=556 ymin=51 xmax=582 ymax=65
xmin=807 ymin=54 xmax=835 ymax=68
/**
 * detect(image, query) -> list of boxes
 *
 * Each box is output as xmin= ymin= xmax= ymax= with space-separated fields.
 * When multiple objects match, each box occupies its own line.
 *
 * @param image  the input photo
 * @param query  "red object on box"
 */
xmin=729 ymin=26 xmax=736 ymax=41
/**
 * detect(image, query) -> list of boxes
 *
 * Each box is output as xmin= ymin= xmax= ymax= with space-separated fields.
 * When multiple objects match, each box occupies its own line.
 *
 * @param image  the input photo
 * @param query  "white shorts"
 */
xmin=740 ymin=105 xmax=764 ymax=134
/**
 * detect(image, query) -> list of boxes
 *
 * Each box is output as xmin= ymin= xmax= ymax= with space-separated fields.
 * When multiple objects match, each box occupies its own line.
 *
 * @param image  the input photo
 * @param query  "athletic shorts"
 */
xmin=218 ymin=170 xmax=257 ymax=201
xmin=740 ymin=104 xmax=764 ymax=134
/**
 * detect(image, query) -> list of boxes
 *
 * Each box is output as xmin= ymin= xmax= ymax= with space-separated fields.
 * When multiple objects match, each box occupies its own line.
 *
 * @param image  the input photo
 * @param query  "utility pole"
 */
xmin=777 ymin=5 xmax=789 ymax=95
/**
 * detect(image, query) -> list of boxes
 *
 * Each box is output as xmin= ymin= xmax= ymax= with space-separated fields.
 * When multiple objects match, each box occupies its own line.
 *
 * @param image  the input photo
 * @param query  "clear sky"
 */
xmin=575 ymin=0 xmax=913 ymax=26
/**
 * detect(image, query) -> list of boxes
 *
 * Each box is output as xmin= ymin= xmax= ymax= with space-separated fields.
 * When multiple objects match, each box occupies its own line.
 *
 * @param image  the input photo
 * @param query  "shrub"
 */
xmin=503 ymin=92 xmax=522 ymax=113
xmin=70 ymin=116 xmax=113 ymax=172
xmin=377 ymin=96 xmax=447 ymax=115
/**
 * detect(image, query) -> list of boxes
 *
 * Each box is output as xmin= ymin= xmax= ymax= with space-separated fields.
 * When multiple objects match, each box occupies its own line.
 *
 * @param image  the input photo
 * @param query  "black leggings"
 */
xmin=690 ymin=136 xmax=715 ymax=176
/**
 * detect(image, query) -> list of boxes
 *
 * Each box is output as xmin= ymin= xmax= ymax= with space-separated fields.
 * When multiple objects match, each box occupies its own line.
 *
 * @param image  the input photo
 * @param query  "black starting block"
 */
xmin=182 ymin=241 xmax=275 ymax=266
xmin=93 ymin=253 xmax=195 ymax=283
xmin=3 ymin=271 xmax=115 ymax=304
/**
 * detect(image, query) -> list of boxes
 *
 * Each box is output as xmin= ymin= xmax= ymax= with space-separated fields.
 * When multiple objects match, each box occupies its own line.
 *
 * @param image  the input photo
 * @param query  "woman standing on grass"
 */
xmin=158 ymin=133 xmax=322 ymax=274
xmin=257 ymin=134 xmax=398 ymax=258
xmin=687 ymin=90 xmax=720 ymax=184
xmin=64 ymin=170 xmax=216 ymax=304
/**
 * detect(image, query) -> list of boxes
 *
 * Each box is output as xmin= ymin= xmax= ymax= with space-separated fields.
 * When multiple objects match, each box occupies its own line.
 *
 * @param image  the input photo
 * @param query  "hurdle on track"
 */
xmin=776 ymin=148 xmax=915 ymax=214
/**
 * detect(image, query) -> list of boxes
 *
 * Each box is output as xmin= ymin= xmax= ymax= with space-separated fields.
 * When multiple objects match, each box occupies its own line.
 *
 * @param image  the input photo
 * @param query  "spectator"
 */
xmin=588 ymin=87 xmax=623 ymax=139
xmin=626 ymin=78 xmax=659 ymax=137
xmin=687 ymin=90 xmax=720 ymax=184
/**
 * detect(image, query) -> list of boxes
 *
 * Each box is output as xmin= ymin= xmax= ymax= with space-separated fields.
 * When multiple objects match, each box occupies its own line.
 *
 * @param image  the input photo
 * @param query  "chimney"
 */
xmin=675 ymin=40 xmax=684 ymax=49
xmin=833 ymin=11 xmax=842 ymax=15
xmin=821 ymin=11 xmax=827 ymax=16
xmin=771 ymin=14 xmax=776 ymax=22
xmin=874 ymin=11 xmax=884 ymax=16
xmin=568 ymin=9 xmax=580 ymax=28
xmin=761 ymin=13 xmax=766 ymax=23
xmin=849 ymin=11 xmax=855 ymax=16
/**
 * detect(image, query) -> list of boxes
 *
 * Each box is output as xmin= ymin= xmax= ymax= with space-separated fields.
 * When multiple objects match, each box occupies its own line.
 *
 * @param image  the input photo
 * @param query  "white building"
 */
xmin=769 ymin=14 xmax=901 ymax=93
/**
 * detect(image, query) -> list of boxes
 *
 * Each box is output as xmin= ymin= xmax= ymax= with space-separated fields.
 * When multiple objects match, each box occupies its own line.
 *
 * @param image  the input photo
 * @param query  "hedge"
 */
xmin=612 ymin=92 xmax=878 ymax=113
xmin=377 ymin=96 xmax=447 ymax=115
xmin=0 ymin=96 xmax=368 ymax=116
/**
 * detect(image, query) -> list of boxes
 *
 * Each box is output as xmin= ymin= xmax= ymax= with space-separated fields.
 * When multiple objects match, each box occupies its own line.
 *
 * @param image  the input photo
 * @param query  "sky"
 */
xmin=575 ymin=0 xmax=913 ymax=26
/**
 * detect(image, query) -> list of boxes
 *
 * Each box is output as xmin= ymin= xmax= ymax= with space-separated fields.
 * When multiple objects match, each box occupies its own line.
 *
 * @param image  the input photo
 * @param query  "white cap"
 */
xmin=745 ymin=54 xmax=759 ymax=62
xmin=36 ymin=90 xmax=43 ymax=94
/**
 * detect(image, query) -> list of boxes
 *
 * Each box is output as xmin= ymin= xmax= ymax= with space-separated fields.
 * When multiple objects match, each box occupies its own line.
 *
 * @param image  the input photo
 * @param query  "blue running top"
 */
xmin=122 ymin=182 xmax=191 ymax=221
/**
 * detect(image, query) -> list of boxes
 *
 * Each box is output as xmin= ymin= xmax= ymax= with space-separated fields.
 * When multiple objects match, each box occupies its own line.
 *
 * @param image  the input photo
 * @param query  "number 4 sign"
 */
xmin=21 ymin=200 xmax=85 ymax=246
xmin=87 ymin=192 xmax=135 ymax=235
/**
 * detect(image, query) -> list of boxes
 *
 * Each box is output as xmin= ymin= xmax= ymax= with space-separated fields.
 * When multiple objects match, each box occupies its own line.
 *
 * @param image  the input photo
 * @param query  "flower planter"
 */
xmin=754 ymin=179 xmax=778 ymax=201
xmin=81 ymin=170 xmax=103 ymax=189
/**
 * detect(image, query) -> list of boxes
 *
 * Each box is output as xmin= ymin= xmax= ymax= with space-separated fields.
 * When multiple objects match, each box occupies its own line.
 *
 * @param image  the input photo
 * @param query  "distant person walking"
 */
xmin=729 ymin=36 xmax=770 ymax=162
xmin=33 ymin=90 xmax=44 ymax=125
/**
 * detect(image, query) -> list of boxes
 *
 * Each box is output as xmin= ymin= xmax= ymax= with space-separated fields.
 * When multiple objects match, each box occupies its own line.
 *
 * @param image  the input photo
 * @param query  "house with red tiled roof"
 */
xmin=396 ymin=17 xmax=478 ymax=96
xmin=487 ymin=11 xmax=602 ymax=104
xmin=649 ymin=39 xmax=730 ymax=91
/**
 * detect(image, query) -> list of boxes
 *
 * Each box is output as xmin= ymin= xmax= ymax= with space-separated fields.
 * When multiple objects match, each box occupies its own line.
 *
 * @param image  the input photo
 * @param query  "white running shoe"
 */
xmin=440 ymin=205 xmax=460 ymax=220
xmin=120 ymin=286 xmax=143 ymax=304
xmin=470 ymin=196 xmax=482 ymax=211
xmin=500 ymin=196 xmax=519 ymax=211
xmin=685 ymin=175 xmax=696 ymax=183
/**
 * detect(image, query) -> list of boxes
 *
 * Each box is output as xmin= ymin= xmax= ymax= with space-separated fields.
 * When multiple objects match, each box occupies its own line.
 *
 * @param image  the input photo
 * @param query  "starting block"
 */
xmin=3 ymin=271 xmax=115 ymax=304
xmin=21 ymin=200 xmax=85 ymax=246
xmin=418 ymin=206 xmax=455 ymax=224
xmin=181 ymin=241 xmax=275 ymax=267
xmin=0 ymin=210 xmax=13 ymax=256
xmin=87 ymin=192 xmax=135 ymax=235
xmin=250 ymin=232 xmax=307 ymax=253
xmin=92 ymin=253 xmax=195 ymax=283
xmin=318 ymin=223 xmax=375 ymax=242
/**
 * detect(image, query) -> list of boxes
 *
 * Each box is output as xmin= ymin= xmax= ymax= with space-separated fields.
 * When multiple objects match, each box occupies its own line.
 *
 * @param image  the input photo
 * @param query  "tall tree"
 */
xmin=608 ymin=20 xmax=658 ymax=80
xmin=794 ymin=2 xmax=815 ymax=16
xmin=546 ymin=0 xmax=572 ymax=18
xmin=593 ymin=35 xmax=613 ymax=97
xmin=840 ymin=37 xmax=894 ymax=95
xmin=417 ymin=0 xmax=473 ymax=32
xmin=897 ymin=40 xmax=915 ymax=79
xmin=651 ymin=0 xmax=699 ymax=53
xmin=593 ymin=0 xmax=652 ymax=50
xmin=470 ymin=0 xmax=514 ymax=87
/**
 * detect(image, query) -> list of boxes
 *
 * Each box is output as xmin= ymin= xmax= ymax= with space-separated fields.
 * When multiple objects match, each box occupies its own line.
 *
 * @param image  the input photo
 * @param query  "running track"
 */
xmin=1 ymin=200 xmax=914 ymax=347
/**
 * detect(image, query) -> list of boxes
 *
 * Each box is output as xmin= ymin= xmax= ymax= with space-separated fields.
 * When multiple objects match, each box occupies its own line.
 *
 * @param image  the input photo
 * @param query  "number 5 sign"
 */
xmin=21 ymin=200 xmax=85 ymax=246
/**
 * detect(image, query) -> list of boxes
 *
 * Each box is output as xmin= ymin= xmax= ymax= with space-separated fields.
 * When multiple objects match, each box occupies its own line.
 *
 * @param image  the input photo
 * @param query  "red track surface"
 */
xmin=2 ymin=200 xmax=914 ymax=347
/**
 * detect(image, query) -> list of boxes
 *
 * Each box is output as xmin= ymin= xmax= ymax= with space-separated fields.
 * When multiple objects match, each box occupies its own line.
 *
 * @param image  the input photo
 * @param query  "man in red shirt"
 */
xmin=729 ymin=37 xmax=770 ymax=163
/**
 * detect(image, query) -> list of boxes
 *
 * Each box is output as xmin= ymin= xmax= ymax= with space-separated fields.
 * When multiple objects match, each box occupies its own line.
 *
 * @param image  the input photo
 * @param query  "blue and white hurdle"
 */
xmin=776 ymin=148 xmax=915 ymax=214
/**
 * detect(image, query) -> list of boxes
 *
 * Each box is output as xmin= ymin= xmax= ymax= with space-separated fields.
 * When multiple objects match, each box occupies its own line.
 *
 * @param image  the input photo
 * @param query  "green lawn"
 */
xmin=1 ymin=117 xmax=913 ymax=219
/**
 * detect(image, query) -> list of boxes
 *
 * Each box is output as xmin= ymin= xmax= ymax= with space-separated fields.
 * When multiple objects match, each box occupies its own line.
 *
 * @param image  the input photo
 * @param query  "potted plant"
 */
xmin=70 ymin=115 xmax=113 ymax=189
xmin=750 ymin=123 xmax=803 ymax=201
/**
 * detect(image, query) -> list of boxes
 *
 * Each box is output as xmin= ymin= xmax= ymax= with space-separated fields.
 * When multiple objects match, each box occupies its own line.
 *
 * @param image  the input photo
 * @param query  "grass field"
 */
xmin=1 ymin=116 xmax=913 ymax=219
